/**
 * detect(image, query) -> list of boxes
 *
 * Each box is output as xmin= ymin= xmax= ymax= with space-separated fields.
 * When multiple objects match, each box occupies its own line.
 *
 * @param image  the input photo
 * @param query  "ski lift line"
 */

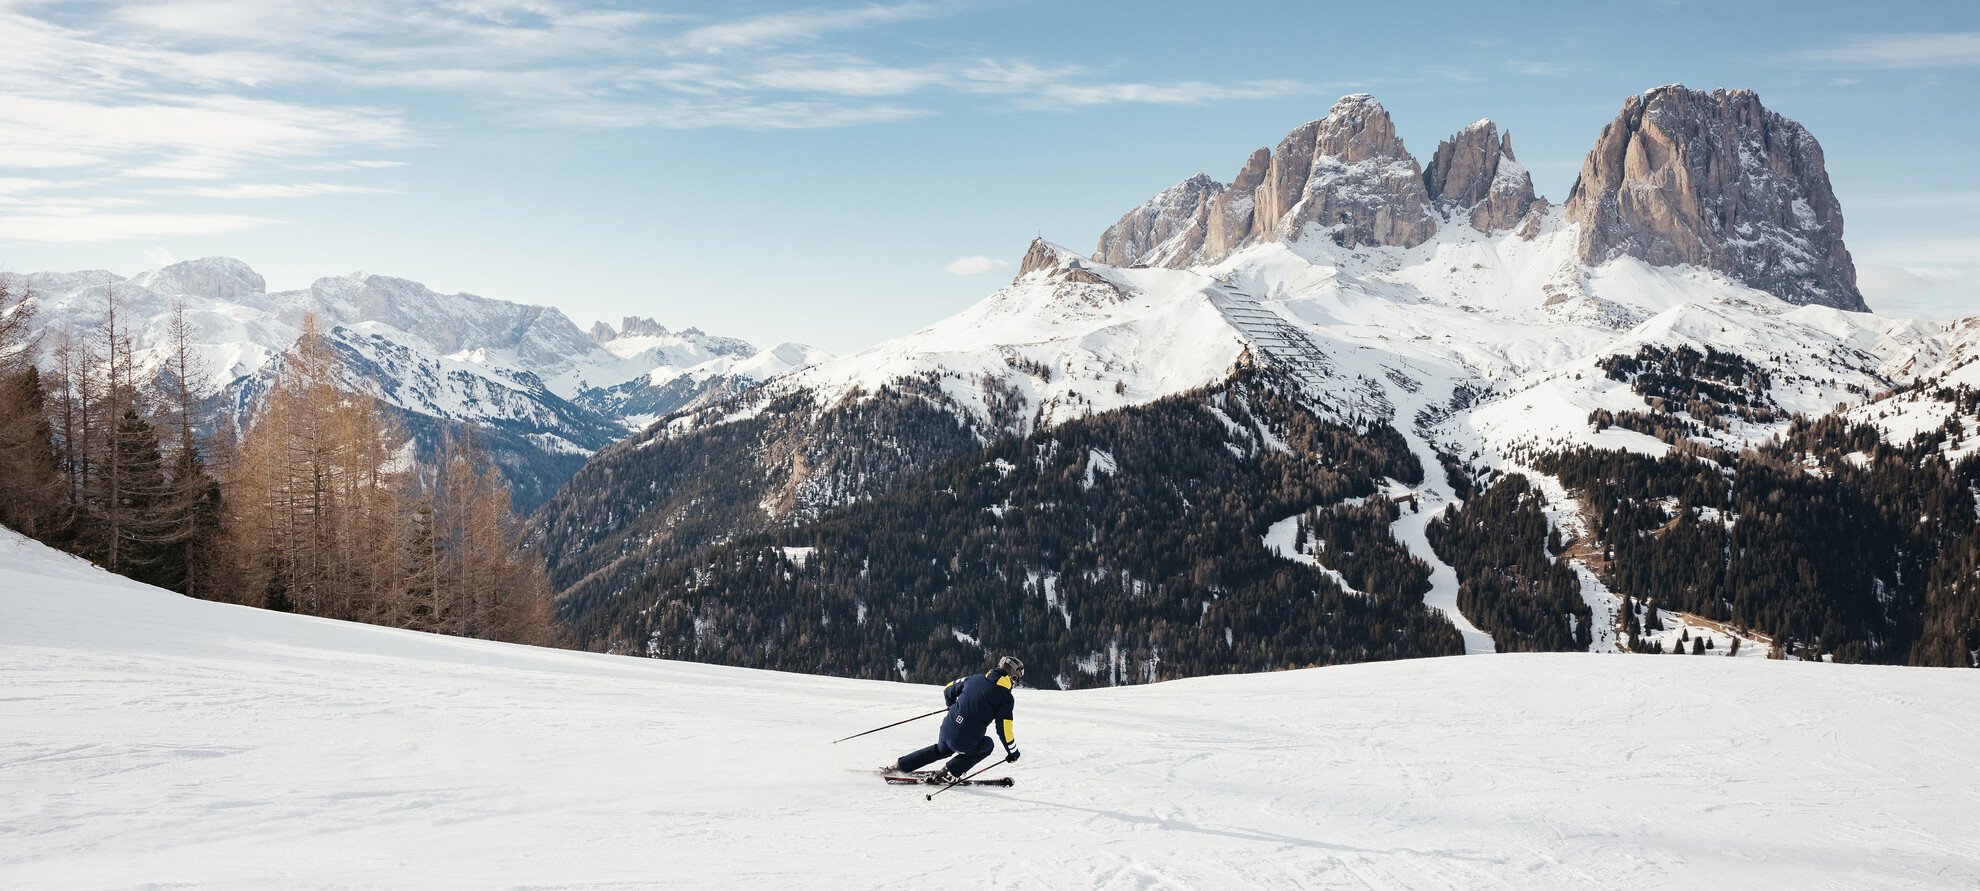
xmin=1203 ymin=288 xmax=1333 ymax=375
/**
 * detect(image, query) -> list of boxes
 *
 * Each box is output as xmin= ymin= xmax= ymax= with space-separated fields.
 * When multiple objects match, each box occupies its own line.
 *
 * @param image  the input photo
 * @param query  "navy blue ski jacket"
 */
xmin=939 ymin=670 xmax=1017 ymax=756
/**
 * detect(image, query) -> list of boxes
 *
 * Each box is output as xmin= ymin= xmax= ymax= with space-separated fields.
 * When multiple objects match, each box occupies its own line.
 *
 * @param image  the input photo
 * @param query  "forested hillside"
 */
xmin=569 ymin=367 xmax=1464 ymax=688
xmin=1427 ymin=474 xmax=1591 ymax=653
xmin=533 ymin=371 xmax=1023 ymax=624
xmin=1534 ymin=412 xmax=1980 ymax=666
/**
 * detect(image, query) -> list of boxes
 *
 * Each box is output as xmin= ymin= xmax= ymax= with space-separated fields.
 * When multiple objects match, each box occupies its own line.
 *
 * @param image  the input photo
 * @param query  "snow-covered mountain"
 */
xmin=534 ymin=84 xmax=1978 ymax=671
xmin=573 ymin=318 xmax=833 ymax=429
xmin=5 ymin=527 xmax=1977 ymax=888
xmin=8 ymin=259 xmax=830 ymax=510
xmin=731 ymin=85 xmax=1962 ymax=493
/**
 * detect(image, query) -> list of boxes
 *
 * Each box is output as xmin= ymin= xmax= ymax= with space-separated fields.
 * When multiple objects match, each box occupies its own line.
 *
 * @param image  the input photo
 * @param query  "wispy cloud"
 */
xmin=538 ymin=99 xmax=931 ymax=130
xmin=0 ymin=1 xmax=1320 ymax=242
xmin=679 ymin=2 xmax=945 ymax=52
xmin=17 ymin=2 xmax=1315 ymax=128
xmin=293 ymin=160 xmax=411 ymax=171
xmin=0 ymin=211 xmax=276 ymax=242
xmin=1790 ymin=32 xmax=1980 ymax=69
xmin=943 ymin=255 xmax=1010 ymax=275
xmin=163 ymin=182 xmax=396 ymax=199
xmin=1507 ymin=60 xmax=1576 ymax=77
xmin=1029 ymin=79 xmax=1312 ymax=108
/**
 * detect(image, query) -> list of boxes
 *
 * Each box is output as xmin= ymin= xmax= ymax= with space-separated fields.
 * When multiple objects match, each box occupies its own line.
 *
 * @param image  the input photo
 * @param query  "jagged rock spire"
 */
xmin=1091 ymin=174 xmax=1225 ymax=268
xmin=1424 ymin=119 xmax=1544 ymax=235
xmin=1565 ymin=85 xmax=1865 ymax=311
xmin=1093 ymin=94 xmax=1437 ymax=268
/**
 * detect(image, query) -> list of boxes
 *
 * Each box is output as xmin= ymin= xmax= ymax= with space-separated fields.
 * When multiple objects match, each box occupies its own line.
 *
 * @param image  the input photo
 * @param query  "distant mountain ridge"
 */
xmin=9 ymin=259 xmax=830 ymax=512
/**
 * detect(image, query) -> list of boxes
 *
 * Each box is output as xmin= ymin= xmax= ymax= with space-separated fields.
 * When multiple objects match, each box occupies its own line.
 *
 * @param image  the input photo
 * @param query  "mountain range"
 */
xmin=527 ymin=84 xmax=1979 ymax=682
xmin=7 ymin=260 xmax=830 ymax=512
xmin=14 ymin=83 xmax=1974 ymax=680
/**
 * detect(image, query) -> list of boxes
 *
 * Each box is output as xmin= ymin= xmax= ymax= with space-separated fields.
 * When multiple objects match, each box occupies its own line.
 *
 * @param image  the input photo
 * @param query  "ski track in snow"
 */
xmin=5 ymin=530 xmax=1978 ymax=889
xmin=1388 ymin=434 xmax=1495 ymax=656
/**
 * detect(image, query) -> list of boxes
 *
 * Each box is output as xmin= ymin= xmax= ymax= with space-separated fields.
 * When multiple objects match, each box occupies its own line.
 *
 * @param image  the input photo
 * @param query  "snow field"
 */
xmin=5 ymin=530 xmax=1978 ymax=889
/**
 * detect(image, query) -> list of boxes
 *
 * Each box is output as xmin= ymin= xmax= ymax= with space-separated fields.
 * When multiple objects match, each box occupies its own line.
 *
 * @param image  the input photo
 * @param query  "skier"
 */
xmin=885 ymin=656 xmax=1023 ymax=785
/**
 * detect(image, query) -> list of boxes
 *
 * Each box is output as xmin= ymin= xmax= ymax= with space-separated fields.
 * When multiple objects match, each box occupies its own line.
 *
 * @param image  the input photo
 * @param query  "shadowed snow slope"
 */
xmin=3 ymin=528 xmax=1976 ymax=889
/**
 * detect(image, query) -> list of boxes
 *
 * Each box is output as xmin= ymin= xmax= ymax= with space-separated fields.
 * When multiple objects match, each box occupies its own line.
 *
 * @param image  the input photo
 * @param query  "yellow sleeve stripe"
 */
xmin=1000 ymin=718 xmax=1015 ymax=744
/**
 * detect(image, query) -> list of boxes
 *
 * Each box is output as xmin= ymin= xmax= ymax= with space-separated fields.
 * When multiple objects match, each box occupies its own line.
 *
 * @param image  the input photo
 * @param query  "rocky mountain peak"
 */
xmin=1092 ymin=173 xmax=1226 ymax=268
xmin=1094 ymin=93 xmax=1437 ymax=268
xmin=127 ymin=257 xmax=266 ymax=303
xmin=1024 ymin=238 xmax=1111 ymax=283
xmin=1565 ymin=85 xmax=1865 ymax=311
xmin=1256 ymin=94 xmax=1435 ymax=251
xmin=1424 ymin=119 xmax=1544 ymax=236
xmin=1024 ymin=237 xmax=1126 ymax=304
xmin=619 ymin=316 xmax=670 ymax=338
xmin=1311 ymin=93 xmax=1407 ymax=162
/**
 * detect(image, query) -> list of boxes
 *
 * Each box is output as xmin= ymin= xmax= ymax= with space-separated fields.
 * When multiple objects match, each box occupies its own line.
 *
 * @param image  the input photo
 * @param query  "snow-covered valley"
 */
xmin=5 ymin=529 xmax=1976 ymax=889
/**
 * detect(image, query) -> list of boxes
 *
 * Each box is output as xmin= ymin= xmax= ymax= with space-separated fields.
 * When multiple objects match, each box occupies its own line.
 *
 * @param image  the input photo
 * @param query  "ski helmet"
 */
xmin=997 ymin=655 xmax=1024 ymax=681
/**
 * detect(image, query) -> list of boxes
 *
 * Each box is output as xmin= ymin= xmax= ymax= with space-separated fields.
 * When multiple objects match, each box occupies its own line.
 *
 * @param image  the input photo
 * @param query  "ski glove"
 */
xmin=1006 ymin=749 xmax=1021 ymax=764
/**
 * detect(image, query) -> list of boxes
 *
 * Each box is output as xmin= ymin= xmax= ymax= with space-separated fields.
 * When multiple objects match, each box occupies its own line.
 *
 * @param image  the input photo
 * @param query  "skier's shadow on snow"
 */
xmin=1001 ymin=797 xmax=1489 ymax=861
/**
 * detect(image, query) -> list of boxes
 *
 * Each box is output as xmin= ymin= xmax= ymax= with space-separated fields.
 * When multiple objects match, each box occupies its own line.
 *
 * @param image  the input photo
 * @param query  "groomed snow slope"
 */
xmin=4 ymin=529 xmax=1977 ymax=890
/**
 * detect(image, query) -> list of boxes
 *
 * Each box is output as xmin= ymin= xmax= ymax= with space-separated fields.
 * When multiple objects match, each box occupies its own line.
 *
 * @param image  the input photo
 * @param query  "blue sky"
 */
xmin=0 ymin=1 xmax=1975 ymax=353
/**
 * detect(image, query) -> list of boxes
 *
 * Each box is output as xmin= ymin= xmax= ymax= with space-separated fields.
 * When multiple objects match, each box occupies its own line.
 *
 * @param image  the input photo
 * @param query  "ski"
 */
xmin=884 ymin=775 xmax=1014 ymax=787
xmin=873 ymin=769 xmax=1014 ymax=787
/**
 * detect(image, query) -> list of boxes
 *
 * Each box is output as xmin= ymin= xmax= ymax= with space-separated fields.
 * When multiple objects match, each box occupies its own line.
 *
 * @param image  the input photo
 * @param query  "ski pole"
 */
xmin=925 ymin=761 xmax=1006 ymax=801
xmin=831 ymin=707 xmax=947 ymax=745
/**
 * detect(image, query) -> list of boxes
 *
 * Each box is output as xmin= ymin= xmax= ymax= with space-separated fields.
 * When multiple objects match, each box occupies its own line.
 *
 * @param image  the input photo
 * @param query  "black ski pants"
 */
xmin=898 ymin=734 xmax=995 ymax=775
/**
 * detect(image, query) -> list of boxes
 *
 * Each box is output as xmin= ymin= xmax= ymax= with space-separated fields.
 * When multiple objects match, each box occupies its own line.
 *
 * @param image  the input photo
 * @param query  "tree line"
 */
xmin=0 ymin=281 xmax=557 ymax=645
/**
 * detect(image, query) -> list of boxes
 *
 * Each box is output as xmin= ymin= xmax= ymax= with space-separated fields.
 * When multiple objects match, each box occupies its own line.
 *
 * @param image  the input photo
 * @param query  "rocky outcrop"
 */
xmin=1020 ymin=238 xmax=1131 ymax=308
xmin=1094 ymin=94 xmax=1438 ymax=267
xmin=1273 ymin=94 xmax=1437 ymax=250
xmin=1021 ymin=238 xmax=1115 ymax=287
xmin=1205 ymin=148 xmax=1270 ymax=258
xmin=1565 ymin=85 xmax=1865 ymax=311
xmin=127 ymin=257 xmax=266 ymax=303
xmin=1424 ymin=120 xmax=1543 ymax=234
xmin=292 ymin=273 xmax=599 ymax=367
xmin=1093 ymin=173 xmax=1225 ymax=267
xmin=618 ymin=316 xmax=670 ymax=338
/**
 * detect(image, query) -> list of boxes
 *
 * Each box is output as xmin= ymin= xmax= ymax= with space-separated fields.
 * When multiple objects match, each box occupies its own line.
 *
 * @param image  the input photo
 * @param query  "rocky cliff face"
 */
xmin=297 ymin=273 xmax=599 ymax=367
xmin=1424 ymin=120 xmax=1543 ymax=235
xmin=1204 ymin=148 xmax=1270 ymax=259
xmin=1089 ymin=87 xmax=1865 ymax=313
xmin=1565 ymin=85 xmax=1865 ymax=311
xmin=1094 ymin=94 xmax=1436 ymax=267
xmin=1092 ymin=173 xmax=1224 ymax=267
xmin=1276 ymin=93 xmax=1437 ymax=250
xmin=128 ymin=257 xmax=266 ymax=304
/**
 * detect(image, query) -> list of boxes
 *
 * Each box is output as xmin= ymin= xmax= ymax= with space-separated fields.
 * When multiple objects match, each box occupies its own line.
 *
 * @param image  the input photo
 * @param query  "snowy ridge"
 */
xmin=10 ymin=258 xmax=834 ymax=509
xmin=748 ymin=239 xmax=1248 ymax=437
xmin=756 ymin=208 xmax=1969 ymax=481
xmin=5 ymin=527 xmax=1977 ymax=888
xmin=10 ymin=258 xmax=833 ymax=439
